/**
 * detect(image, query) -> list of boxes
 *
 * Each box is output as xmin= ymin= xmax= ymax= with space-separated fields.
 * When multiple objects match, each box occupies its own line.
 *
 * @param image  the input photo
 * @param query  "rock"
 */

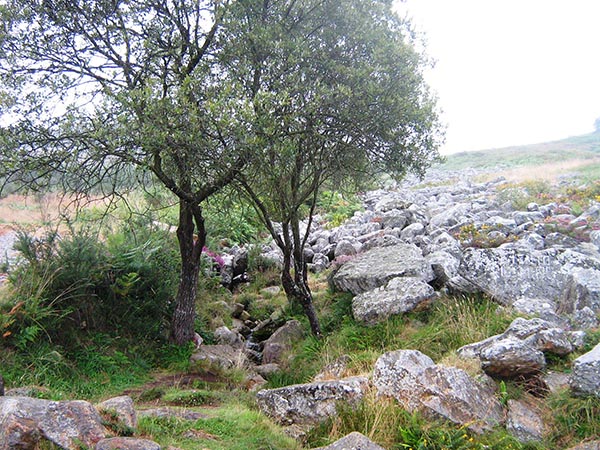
xmin=543 ymin=371 xmax=570 ymax=394
xmin=567 ymin=441 xmax=600 ymax=450
xmin=372 ymin=350 xmax=503 ymax=433
xmin=352 ymin=277 xmax=436 ymax=326
xmin=96 ymin=437 xmax=161 ymax=450
xmin=381 ymin=209 xmax=409 ymax=229
xmin=590 ymin=230 xmax=600 ymax=248
xmin=137 ymin=407 xmax=207 ymax=421
xmin=189 ymin=345 xmax=247 ymax=370
xmin=256 ymin=377 xmax=368 ymax=426
xmin=480 ymin=337 xmax=546 ymax=378
xmin=244 ymin=373 xmax=267 ymax=392
xmin=401 ymin=222 xmax=426 ymax=241
xmin=214 ymin=326 xmax=244 ymax=349
xmin=0 ymin=396 xmax=106 ymax=450
xmin=360 ymin=234 xmax=402 ymax=252
xmin=513 ymin=211 xmax=544 ymax=226
xmin=570 ymin=343 xmax=600 ymax=397
xmin=255 ymin=363 xmax=281 ymax=378
xmin=573 ymin=307 xmax=599 ymax=329
xmin=313 ymin=431 xmax=386 ymax=450
xmin=506 ymin=400 xmax=544 ymax=443
xmin=426 ymin=250 xmax=460 ymax=288
xmin=334 ymin=240 xmax=358 ymax=259
xmin=560 ymin=268 xmax=600 ymax=314
xmin=458 ymin=247 xmax=600 ymax=306
xmin=96 ymin=396 xmax=137 ymax=429
xmin=330 ymin=244 xmax=434 ymax=295
xmin=314 ymin=355 xmax=351 ymax=381
xmin=429 ymin=203 xmax=471 ymax=228
xmin=262 ymin=320 xmax=305 ymax=365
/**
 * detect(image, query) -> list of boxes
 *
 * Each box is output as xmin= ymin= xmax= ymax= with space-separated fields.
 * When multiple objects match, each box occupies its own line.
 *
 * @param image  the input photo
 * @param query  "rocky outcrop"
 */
xmin=0 ymin=396 xmax=106 ymax=450
xmin=313 ymin=431 xmax=386 ymax=450
xmin=330 ymin=244 xmax=434 ymax=295
xmin=352 ymin=277 xmax=436 ymax=325
xmin=372 ymin=350 xmax=503 ymax=433
xmin=570 ymin=343 xmax=600 ymax=397
xmin=256 ymin=377 xmax=368 ymax=426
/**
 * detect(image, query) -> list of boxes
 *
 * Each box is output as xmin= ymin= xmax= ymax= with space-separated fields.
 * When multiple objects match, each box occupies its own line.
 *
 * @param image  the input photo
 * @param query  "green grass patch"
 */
xmin=138 ymin=404 xmax=301 ymax=450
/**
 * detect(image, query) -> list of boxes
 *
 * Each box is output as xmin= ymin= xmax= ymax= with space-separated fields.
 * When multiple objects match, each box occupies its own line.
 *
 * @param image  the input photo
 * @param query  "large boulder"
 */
xmin=352 ymin=277 xmax=435 ymax=326
xmin=458 ymin=318 xmax=578 ymax=378
xmin=458 ymin=247 xmax=600 ymax=305
xmin=256 ymin=377 xmax=368 ymax=426
xmin=0 ymin=396 xmax=106 ymax=450
xmin=330 ymin=244 xmax=434 ymax=295
xmin=560 ymin=268 xmax=600 ymax=314
xmin=313 ymin=431 xmax=386 ymax=450
xmin=262 ymin=320 xmax=305 ymax=365
xmin=372 ymin=350 xmax=503 ymax=433
xmin=570 ymin=343 xmax=600 ymax=397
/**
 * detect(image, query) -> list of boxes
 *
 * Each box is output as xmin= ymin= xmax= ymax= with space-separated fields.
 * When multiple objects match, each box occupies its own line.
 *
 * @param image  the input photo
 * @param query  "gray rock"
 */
xmin=352 ymin=277 xmax=436 ymax=326
xmin=310 ymin=253 xmax=330 ymax=272
xmin=256 ymin=377 xmax=368 ymax=426
xmin=506 ymin=400 xmax=544 ymax=443
xmin=262 ymin=320 xmax=304 ymax=364
xmin=190 ymin=345 xmax=247 ymax=370
xmin=137 ymin=407 xmax=207 ymax=421
xmin=573 ymin=307 xmax=599 ymax=329
xmin=429 ymin=203 xmax=471 ymax=229
xmin=314 ymin=355 xmax=351 ymax=382
xmin=334 ymin=240 xmax=358 ymax=259
xmin=372 ymin=350 xmax=503 ymax=433
xmin=426 ymin=250 xmax=460 ymax=287
xmin=331 ymin=244 xmax=434 ymax=295
xmin=560 ymin=268 xmax=600 ymax=314
xmin=255 ymin=363 xmax=281 ymax=378
xmin=0 ymin=396 xmax=106 ymax=450
xmin=95 ymin=437 xmax=161 ymax=450
xmin=479 ymin=337 xmax=546 ymax=378
xmin=96 ymin=396 xmax=137 ymax=429
xmin=360 ymin=234 xmax=402 ymax=252
xmin=381 ymin=209 xmax=409 ymax=229
xmin=458 ymin=247 xmax=600 ymax=305
xmin=513 ymin=211 xmax=544 ymax=226
xmin=570 ymin=343 xmax=600 ymax=397
xmin=214 ymin=326 xmax=244 ymax=349
xmin=543 ymin=371 xmax=570 ymax=394
xmin=313 ymin=431 xmax=386 ymax=450
xmin=567 ymin=440 xmax=600 ymax=450
xmin=401 ymin=222 xmax=426 ymax=241
xmin=590 ymin=230 xmax=600 ymax=249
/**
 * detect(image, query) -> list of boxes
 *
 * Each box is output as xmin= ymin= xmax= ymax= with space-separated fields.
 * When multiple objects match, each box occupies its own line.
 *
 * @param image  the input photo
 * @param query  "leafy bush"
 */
xmin=316 ymin=190 xmax=363 ymax=228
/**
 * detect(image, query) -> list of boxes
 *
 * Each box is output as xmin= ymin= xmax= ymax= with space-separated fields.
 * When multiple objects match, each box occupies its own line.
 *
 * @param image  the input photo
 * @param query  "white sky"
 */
xmin=395 ymin=0 xmax=600 ymax=154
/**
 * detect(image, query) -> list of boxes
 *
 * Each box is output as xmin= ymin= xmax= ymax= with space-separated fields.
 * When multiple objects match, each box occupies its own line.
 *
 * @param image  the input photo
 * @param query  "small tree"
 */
xmin=0 ymin=0 xmax=250 ymax=344
xmin=224 ymin=0 xmax=444 ymax=336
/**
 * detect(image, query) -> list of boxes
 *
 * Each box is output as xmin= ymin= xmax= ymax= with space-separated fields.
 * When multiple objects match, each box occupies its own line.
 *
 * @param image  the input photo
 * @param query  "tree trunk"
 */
xmin=281 ymin=248 xmax=322 ymax=338
xmin=170 ymin=200 xmax=205 ymax=345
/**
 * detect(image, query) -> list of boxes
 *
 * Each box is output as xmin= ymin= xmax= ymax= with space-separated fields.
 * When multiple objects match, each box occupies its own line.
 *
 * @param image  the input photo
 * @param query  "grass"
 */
xmin=137 ymin=403 xmax=301 ymax=450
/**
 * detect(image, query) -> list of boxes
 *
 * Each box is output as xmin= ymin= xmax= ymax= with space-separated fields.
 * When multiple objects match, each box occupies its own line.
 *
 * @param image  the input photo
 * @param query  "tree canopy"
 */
xmin=0 ymin=0 xmax=443 ymax=342
xmin=223 ymin=0 xmax=444 ymax=335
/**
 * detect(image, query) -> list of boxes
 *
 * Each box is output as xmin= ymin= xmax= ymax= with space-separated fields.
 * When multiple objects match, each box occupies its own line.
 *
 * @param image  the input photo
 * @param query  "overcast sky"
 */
xmin=395 ymin=0 xmax=600 ymax=154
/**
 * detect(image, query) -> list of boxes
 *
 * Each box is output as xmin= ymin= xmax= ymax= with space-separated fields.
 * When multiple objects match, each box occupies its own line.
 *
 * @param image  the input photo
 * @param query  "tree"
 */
xmin=223 ymin=0 xmax=444 ymax=336
xmin=0 ymin=0 xmax=250 ymax=344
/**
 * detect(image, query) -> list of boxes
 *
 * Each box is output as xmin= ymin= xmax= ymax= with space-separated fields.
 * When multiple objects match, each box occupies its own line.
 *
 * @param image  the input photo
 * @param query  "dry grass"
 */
xmin=478 ymin=158 xmax=600 ymax=183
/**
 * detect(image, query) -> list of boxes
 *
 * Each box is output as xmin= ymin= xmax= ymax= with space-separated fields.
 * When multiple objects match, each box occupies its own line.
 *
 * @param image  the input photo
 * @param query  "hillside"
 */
xmin=438 ymin=132 xmax=600 ymax=180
